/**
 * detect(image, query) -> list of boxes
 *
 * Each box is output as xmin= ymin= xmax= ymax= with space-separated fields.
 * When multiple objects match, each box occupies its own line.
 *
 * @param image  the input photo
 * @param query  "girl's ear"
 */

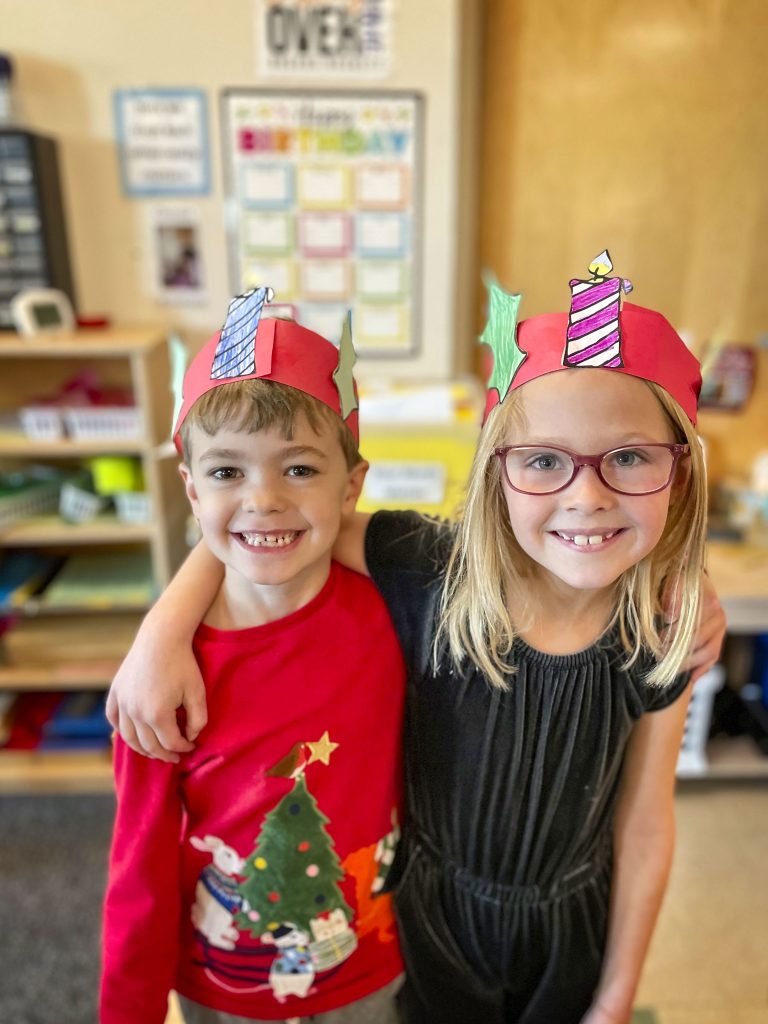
xmin=671 ymin=453 xmax=692 ymax=499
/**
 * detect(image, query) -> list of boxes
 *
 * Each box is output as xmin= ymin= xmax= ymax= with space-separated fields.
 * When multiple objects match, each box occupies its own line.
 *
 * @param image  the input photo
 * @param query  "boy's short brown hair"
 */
xmin=180 ymin=378 xmax=361 ymax=469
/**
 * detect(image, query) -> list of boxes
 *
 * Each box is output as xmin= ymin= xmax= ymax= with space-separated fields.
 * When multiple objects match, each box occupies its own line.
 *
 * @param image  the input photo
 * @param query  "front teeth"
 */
xmin=560 ymin=532 xmax=617 ymax=546
xmin=241 ymin=531 xmax=298 ymax=548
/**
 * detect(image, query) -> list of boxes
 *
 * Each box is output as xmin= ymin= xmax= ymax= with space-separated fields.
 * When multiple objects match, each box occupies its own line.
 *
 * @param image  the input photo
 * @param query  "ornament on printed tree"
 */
xmin=563 ymin=250 xmax=633 ymax=368
xmin=237 ymin=735 xmax=357 ymax=971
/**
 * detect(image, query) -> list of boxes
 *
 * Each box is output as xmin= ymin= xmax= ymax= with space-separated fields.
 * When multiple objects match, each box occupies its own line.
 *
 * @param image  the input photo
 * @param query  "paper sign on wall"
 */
xmin=257 ymin=0 xmax=391 ymax=78
xmin=114 ymin=89 xmax=210 ymax=196
xmin=364 ymin=462 xmax=447 ymax=504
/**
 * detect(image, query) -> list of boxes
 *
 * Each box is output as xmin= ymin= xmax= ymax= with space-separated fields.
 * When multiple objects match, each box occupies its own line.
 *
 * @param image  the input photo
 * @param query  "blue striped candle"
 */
xmin=211 ymin=286 xmax=273 ymax=380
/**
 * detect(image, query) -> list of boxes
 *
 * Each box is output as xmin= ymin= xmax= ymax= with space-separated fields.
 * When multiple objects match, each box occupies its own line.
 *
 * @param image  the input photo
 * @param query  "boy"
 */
xmin=100 ymin=289 xmax=405 ymax=1024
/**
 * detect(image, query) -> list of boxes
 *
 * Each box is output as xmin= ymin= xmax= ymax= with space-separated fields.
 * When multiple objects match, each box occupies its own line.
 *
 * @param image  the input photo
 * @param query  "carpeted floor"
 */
xmin=0 ymin=793 xmax=115 ymax=1024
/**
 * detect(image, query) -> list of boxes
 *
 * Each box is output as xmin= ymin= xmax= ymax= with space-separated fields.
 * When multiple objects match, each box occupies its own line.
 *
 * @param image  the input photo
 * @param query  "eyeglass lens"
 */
xmin=504 ymin=446 xmax=675 ymax=495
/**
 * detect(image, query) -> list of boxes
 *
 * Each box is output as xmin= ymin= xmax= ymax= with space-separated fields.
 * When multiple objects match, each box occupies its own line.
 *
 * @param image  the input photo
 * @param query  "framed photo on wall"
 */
xmin=221 ymin=89 xmax=423 ymax=357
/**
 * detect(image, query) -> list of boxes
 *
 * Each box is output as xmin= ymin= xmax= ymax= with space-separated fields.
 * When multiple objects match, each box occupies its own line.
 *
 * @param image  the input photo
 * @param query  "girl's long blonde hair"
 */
xmin=436 ymin=380 xmax=707 ymax=689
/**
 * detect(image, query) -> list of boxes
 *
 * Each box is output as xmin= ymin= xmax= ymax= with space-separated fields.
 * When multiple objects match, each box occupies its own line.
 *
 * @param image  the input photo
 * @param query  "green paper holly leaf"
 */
xmin=332 ymin=311 xmax=358 ymax=419
xmin=480 ymin=275 xmax=525 ymax=404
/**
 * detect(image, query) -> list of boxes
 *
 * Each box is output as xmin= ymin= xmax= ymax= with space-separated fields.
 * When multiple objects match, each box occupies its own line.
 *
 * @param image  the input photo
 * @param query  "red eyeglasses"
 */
xmin=492 ymin=443 xmax=690 ymax=496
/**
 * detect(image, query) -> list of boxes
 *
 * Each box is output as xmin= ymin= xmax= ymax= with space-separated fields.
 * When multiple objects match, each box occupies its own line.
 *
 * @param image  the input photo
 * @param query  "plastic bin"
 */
xmin=58 ymin=480 xmax=108 ymax=524
xmin=114 ymin=491 xmax=152 ymax=524
xmin=62 ymin=406 xmax=142 ymax=440
xmin=0 ymin=468 xmax=63 ymax=530
xmin=19 ymin=405 xmax=65 ymax=441
xmin=677 ymin=664 xmax=726 ymax=777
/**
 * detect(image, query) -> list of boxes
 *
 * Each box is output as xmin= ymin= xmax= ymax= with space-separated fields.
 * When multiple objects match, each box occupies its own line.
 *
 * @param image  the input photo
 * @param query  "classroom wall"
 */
xmin=2 ymin=0 xmax=479 ymax=379
xmin=478 ymin=0 xmax=768 ymax=484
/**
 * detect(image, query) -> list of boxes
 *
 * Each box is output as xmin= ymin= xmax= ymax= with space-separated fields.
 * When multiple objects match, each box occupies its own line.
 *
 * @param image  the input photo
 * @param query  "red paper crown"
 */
xmin=482 ymin=254 xmax=702 ymax=425
xmin=173 ymin=288 xmax=359 ymax=453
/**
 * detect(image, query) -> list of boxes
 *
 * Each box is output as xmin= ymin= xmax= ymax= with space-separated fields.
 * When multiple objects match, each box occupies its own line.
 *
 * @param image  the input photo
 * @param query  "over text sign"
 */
xmin=257 ymin=0 xmax=391 ymax=77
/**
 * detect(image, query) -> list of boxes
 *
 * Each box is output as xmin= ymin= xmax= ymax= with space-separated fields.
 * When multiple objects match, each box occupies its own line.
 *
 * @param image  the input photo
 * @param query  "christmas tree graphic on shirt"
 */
xmin=189 ymin=731 xmax=396 ymax=1004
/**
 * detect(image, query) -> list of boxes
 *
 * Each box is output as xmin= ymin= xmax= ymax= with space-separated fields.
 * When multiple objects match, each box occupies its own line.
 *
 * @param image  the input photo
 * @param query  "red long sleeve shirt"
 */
xmin=101 ymin=562 xmax=405 ymax=1022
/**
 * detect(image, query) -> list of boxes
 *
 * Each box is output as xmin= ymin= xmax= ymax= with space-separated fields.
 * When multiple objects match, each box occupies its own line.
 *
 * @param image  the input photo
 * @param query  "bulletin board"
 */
xmin=221 ymin=89 xmax=423 ymax=356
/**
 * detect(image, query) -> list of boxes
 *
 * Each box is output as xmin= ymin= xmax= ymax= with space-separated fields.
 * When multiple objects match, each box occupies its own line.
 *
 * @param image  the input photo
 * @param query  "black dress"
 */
xmin=365 ymin=511 xmax=689 ymax=1024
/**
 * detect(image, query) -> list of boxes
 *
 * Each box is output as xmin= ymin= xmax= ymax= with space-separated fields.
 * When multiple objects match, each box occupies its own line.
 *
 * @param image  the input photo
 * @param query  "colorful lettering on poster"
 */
xmin=237 ymin=127 xmax=409 ymax=157
xmin=238 ymin=128 xmax=293 ymax=154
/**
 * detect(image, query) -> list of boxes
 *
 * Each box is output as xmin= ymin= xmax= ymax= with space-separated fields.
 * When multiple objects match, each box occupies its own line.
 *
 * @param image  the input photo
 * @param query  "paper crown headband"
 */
xmin=481 ymin=250 xmax=702 ymax=425
xmin=172 ymin=287 xmax=359 ymax=453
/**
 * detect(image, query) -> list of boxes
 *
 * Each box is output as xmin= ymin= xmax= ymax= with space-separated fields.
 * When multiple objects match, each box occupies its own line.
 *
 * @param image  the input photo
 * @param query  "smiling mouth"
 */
xmin=239 ymin=531 xmax=301 ymax=548
xmin=553 ymin=530 xmax=623 ymax=547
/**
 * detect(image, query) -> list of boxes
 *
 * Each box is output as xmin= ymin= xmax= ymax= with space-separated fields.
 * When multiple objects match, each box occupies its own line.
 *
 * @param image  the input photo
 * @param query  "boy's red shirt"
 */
xmin=101 ymin=561 xmax=405 ymax=1023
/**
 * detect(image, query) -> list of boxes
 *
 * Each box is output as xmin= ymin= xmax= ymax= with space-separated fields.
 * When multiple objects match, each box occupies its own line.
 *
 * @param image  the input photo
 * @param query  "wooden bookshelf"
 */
xmin=0 ymin=661 xmax=123 ymax=691
xmin=0 ymin=327 xmax=189 ymax=792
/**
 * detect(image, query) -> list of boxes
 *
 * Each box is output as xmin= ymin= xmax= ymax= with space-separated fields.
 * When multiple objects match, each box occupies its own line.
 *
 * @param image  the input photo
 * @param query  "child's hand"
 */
xmin=105 ymin=627 xmax=207 ymax=763
xmin=662 ymin=571 xmax=726 ymax=683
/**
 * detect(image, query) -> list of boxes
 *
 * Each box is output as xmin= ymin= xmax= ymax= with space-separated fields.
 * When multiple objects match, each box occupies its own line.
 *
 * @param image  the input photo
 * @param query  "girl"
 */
xmin=109 ymin=262 xmax=722 ymax=1023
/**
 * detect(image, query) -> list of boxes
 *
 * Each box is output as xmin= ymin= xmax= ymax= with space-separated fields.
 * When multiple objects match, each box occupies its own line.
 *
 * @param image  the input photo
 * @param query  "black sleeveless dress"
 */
xmin=365 ymin=511 xmax=689 ymax=1024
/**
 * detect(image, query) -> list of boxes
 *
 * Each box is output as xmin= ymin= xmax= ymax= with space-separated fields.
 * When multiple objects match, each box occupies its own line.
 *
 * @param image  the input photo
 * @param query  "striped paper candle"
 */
xmin=564 ymin=252 xmax=632 ymax=368
xmin=211 ymin=285 xmax=274 ymax=380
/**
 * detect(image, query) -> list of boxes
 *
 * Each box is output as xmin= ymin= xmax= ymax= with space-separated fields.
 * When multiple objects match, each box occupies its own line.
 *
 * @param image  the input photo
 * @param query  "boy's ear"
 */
xmin=178 ymin=463 xmax=200 ymax=512
xmin=342 ymin=459 xmax=369 ymax=514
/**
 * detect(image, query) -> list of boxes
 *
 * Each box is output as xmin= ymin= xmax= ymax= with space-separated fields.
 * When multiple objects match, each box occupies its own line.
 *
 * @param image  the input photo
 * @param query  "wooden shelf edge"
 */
xmin=0 ymin=749 xmax=114 ymax=794
xmin=0 ymin=328 xmax=167 ymax=357
xmin=0 ymin=660 xmax=122 ymax=690
xmin=0 ymin=433 xmax=152 ymax=456
xmin=0 ymin=515 xmax=155 ymax=546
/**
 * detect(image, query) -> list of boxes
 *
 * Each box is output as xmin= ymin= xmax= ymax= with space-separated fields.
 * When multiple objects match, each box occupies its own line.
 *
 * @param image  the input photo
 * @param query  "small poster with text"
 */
xmin=114 ymin=89 xmax=210 ymax=196
xmin=257 ymin=0 xmax=391 ymax=78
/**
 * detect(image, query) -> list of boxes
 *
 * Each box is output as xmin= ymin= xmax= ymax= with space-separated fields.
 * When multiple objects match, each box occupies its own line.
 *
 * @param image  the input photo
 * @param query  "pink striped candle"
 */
xmin=564 ymin=255 xmax=632 ymax=368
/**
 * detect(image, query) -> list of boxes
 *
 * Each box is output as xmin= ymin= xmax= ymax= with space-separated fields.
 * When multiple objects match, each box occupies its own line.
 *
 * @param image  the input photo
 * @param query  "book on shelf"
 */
xmin=0 ymin=551 xmax=61 ymax=610
xmin=31 ymin=549 xmax=156 ymax=611
xmin=1 ymin=691 xmax=112 ymax=751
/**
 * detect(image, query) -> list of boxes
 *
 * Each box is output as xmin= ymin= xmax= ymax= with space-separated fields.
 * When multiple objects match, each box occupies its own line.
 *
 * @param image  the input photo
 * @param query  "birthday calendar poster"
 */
xmin=222 ymin=90 xmax=423 ymax=356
